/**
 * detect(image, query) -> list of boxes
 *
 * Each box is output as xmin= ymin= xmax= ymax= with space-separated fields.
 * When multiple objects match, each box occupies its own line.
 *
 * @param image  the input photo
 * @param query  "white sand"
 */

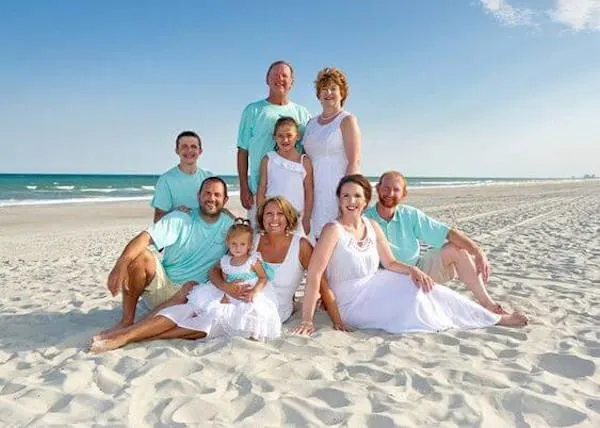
xmin=1 ymin=181 xmax=599 ymax=427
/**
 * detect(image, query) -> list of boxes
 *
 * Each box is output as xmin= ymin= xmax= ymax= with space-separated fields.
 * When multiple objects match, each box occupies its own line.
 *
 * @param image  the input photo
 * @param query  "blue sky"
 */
xmin=1 ymin=0 xmax=598 ymax=178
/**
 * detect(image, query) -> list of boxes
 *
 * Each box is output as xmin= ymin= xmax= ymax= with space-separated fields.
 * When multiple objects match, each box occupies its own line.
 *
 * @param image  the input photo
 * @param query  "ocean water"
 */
xmin=0 ymin=173 xmax=564 ymax=207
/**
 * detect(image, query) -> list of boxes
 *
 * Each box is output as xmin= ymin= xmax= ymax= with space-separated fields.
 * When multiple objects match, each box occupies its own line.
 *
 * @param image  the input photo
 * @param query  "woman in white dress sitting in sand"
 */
xmin=303 ymin=67 xmax=362 ymax=238
xmin=292 ymin=174 xmax=528 ymax=336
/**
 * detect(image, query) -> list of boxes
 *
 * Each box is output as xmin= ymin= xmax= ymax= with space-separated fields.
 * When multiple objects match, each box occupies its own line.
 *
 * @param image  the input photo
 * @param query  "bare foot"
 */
xmin=484 ymin=302 xmax=509 ymax=315
xmin=98 ymin=320 xmax=133 ymax=337
xmin=89 ymin=336 xmax=128 ymax=353
xmin=499 ymin=311 xmax=528 ymax=327
xmin=94 ymin=324 xmax=135 ymax=341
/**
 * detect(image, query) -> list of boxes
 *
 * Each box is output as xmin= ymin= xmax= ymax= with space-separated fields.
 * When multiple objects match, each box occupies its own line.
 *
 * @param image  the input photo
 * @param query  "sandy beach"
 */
xmin=1 ymin=180 xmax=599 ymax=427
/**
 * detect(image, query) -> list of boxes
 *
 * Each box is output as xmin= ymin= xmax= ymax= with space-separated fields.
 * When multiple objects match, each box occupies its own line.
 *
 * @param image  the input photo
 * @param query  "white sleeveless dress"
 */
xmin=258 ymin=233 xmax=305 ymax=322
xmin=157 ymin=253 xmax=281 ymax=340
xmin=265 ymin=151 xmax=306 ymax=216
xmin=327 ymin=218 xmax=501 ymax=333
xmin=302 ymin=111 xmax=351 ymax=238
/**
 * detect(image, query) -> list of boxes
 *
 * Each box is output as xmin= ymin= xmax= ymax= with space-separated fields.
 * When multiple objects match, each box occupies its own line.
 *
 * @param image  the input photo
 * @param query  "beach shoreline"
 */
xmin=1 ymin=180 xmax=599 ymax=426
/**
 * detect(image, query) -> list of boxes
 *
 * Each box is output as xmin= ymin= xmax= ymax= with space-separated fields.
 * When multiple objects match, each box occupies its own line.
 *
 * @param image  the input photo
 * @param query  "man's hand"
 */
xmin=408 ymin=266 xmax=434 ymax=293
xmin=175 ymin=206 xmax=192 ymax=215
xmin=107 ymin=261 xmax=129 ymax=297
xmin=222 ymin=280 xmax=252 ymax=302
xmin=474 ymin=250 xmax=490 ymax=284
xmin=240 ymin=185 xmax=254 ymax=210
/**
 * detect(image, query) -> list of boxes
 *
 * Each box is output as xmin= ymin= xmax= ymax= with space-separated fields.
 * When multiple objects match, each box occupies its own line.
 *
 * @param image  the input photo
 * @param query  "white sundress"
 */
xmin=326 ymin=218 xmax=501 ymax=333
xmin=265 ymin=151 xmax=307 ymax=216
xmin=302 ymin=111 xmax=351 ymax=238
xmin=157 ymin=252 xmax=281 ymax=340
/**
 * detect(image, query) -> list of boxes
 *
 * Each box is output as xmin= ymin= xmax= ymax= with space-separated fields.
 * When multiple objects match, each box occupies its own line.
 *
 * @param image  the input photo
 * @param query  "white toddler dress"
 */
xmin=157 ymin=252 xmax=281 ymax=340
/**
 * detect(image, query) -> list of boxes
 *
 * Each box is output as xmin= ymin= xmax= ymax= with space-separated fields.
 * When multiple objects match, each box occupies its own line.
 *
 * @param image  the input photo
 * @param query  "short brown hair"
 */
xmin=378 ymin=171 xmax=408 ymax=196
xmin=266 ymin=60 xmax=294 ymax=80
xmin=315 ymin=67 xmax=349 ymax=106
xmin=336 ymin=174 xmax=373 ymax=209
xmin=175 ymin=130 xmax=202 ymax=150
xmin=256 ymin=196 xmax=299 ymax=233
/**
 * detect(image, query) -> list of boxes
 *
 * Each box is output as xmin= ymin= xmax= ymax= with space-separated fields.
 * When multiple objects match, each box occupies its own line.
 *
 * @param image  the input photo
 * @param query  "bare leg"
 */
xmin=440 ymin=245 xmax=506 ymax=314
xmin=100 ymin=250 xmax=157 ymax=335
xmin=91 ymin=315 xmax=177 ymax=353
xmin=150 ymin=327 xmax=207 ymax=341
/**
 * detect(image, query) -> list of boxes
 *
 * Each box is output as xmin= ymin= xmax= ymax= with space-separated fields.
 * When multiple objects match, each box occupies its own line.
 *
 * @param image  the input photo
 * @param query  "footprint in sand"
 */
xmin=537 ymin=353 xmax=595 ymax=379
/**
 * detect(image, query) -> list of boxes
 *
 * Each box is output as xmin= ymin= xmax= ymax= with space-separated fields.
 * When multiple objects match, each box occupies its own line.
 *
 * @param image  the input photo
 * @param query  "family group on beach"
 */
xmin=90 ymin=61 xmax=528 ymax=352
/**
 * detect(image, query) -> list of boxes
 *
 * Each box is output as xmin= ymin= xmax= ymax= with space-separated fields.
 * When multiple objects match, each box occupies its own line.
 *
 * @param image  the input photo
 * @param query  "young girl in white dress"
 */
xmin=90 ymin=220 xmax=281 ymax=352
xmin=257 ymin=117 xmax=314 ymax=235
xmin=292 ymin=175 xmax=528 ymax=336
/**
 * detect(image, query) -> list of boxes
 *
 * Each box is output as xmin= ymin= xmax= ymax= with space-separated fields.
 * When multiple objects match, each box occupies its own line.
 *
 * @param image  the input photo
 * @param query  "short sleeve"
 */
xmin=236 ymin=105 xmax=254 ymax=150
xmin=412 ymin=208 xmax=450 ymax=249
xmin=146 ymin=212 xmax=186 ymax=249
xmin=150 ymin=175 xmax=173 ymax=212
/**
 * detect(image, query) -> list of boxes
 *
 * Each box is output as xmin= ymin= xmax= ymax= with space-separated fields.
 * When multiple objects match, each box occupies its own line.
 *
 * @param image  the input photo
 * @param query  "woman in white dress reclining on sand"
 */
xmin=292 ymin=174 xmax=528 ymax=336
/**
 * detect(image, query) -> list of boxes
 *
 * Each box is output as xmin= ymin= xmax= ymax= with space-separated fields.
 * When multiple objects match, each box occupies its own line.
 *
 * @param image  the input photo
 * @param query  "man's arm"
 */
xmin=154 ymin=208 xmax=167 ymax=223
xmin=107 ymin=231 xmax=153 ymax=296
xmin=446 ymin=228 xmax=490 ymax=283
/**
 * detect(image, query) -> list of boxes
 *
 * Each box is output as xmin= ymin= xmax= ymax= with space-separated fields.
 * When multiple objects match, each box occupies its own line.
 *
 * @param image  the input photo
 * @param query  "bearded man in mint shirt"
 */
xmin=364 ymin=171 xmax=509 ymax=315
xmin=237 ymin=60 xmax=311 ymax=223
xmin=100 ymin=177 xmax=233 ymax=335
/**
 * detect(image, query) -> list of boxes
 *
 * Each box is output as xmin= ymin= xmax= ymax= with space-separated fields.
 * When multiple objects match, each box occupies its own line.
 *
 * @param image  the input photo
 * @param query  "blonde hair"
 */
xmin=315 ymin=67 xmax=349 ymax=106
xmin=256 ymin=196 xmax=299 ymax=233
xmin=226 ymin=218 xmax=253 ymax=250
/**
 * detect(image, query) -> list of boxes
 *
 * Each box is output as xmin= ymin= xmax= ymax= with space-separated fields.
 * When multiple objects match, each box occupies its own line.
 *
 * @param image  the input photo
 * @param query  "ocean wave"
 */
xmin=54 ymin=185 xmax=75 ymax=190
xmin=26 ymin=185 xmax=37 ymax=190
xmin=141 ymin=185 xmax=155 ymax=191
xmin=0 ymin=195 xmax=153 ymax=207
xmin=80 ymin=187 xmax=150 ymax=193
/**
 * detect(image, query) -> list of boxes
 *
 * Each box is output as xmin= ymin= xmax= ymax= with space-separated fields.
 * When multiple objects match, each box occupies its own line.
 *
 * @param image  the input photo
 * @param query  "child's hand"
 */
xmin=181 ymin=281 xmax=198 ymax=294
xmin=247 ymin=286 xmax=259 ymax=303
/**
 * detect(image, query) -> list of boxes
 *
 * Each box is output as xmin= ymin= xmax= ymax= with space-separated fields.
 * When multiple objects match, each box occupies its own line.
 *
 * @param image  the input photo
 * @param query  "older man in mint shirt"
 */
xmin=101 ymin=177 xmax=233 ymax=335
xmin=365 ymin=171 xmax=507 ymax=315
xmin=237 ymin=60 xmax=311 ymax=222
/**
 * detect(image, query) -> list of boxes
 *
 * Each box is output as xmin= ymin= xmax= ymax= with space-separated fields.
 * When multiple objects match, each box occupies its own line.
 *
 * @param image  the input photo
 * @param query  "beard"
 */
xmin=200 ymin=204 xmax=221 ymax=217
xmin=378 ymin=196 xmax=400 ymax=209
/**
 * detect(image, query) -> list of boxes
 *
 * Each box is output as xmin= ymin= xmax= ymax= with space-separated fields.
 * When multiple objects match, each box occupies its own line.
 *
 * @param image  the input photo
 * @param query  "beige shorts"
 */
xmin=142 ymin=250 xmax=181 ymax=309
xmin=416 ymin=249 xmax=456 ymax=284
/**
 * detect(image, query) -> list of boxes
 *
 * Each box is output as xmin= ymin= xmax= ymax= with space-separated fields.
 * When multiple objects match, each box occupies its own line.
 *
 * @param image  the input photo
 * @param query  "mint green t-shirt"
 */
xmin=364 ymin=205 xmax=450 ymax=265
xmin=147 ymin=210 xmax=233 ymax=284
xmin=237 ymin=99 xmax=311 ymax=193
xmin=150 ymin=166 xmax=213 ymax=212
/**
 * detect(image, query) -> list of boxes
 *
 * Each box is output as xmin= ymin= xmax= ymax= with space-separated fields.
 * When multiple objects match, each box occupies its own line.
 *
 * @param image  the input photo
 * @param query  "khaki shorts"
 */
xmin=416 ymin=249 xmax=456 ymax=284
xmin=142 ymin=250 xmax=181 ymax=309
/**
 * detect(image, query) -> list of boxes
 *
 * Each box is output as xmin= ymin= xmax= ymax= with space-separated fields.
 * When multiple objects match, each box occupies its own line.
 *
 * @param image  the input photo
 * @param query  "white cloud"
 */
xmin=548 ymin=0 xmax=600 ymax=30
xmin=480 ymin=0 xmax=600 ymax=31
xmin=480 ymin=0 xmax=535 ymax=26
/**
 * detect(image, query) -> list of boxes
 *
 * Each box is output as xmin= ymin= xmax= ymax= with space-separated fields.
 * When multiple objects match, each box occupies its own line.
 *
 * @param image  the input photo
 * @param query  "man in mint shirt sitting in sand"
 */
xmin=151 ymin=130 xmax=213 ymax=222
xmin=101 ymin=177 xmax=234 ymax=334
xmin=237 ymin=60 xmax=311 ymax=222
xmin=365 ymin=171 xmax=507 ymax=315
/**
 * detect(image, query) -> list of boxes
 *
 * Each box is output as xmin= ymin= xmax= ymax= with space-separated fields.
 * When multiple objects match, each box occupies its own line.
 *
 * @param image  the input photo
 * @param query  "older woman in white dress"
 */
xmin=303 ymin=67 xmax=362 ymax=238
xmin=293 ymin=175 xmax=528 ymax=336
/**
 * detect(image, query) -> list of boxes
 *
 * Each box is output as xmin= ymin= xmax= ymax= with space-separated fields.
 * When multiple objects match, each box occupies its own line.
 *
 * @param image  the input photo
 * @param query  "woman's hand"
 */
xmin=175 ymin=205 xmax=192 ymax=215
xmin=222 ymin=280 xmax=252 ymax=302
xmin=409 ymin=266 xmax=434 ymax=293
xmin=332 ymin=321 xmax=353 ymax=332
xmin=291 ymin=320 xmax=315 ymax=336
